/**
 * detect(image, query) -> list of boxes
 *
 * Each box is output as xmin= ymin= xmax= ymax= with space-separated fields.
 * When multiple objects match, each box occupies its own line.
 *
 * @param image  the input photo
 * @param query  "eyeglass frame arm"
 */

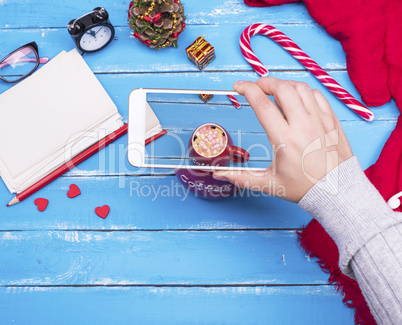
xmin=0 ymin=41 xmax=49 ymax=83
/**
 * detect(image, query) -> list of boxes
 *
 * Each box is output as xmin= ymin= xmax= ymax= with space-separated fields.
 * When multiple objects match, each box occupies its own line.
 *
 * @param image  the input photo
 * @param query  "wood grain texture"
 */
xmin=2 ymin=71 xmax=398 ymax=122
xmin=0 ymin=176 xmax=312 ymax=230
xmin=0 ymin=286 xmax=354 ymax=325
xmin=1 ymin=0 xmax=397 ymax=323
xmin=0 ymin=230 xmax=329 ymax=285
xmin=0 ymin=1 xmax=314 ymax=28
xmin=0 ymin=24 xmax=347 ymax=73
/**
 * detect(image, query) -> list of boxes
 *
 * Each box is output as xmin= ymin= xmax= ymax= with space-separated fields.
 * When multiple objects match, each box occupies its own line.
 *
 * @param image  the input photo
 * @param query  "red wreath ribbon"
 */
xmin=142 ymin=13 xmax=162 ymax=24
xmin=134 ymin=32 xmax=152 ymax=45
xmin=128 ymin=1 xmax=134 ymax=20
xmin=172 ymin=22 xmax=186 ymax=38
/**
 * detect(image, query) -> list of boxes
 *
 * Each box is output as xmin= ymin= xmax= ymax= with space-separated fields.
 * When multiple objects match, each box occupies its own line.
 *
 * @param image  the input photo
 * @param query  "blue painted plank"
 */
xmin=82 ymin=71 xmax=400 ymax=122
xmin=0 ymin=1 xmax=314 ymax=28
xmin=0 ymin=286 xmax=354 ymax=324
xmin=0 ymin=230 xmax=331 ymax=285
xmin=0 ymin=176 xmax=313 ymax=230
xmin=344 ymin=120 xmax=396 ymax=170
xmin=1 ymin=71 xmax=396 ymax=125
xmin=0 ymin=24 xmax=346 ymax=73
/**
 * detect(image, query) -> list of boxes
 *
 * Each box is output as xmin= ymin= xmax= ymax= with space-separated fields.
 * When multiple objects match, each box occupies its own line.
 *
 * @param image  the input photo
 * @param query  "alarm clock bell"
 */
xmin=67 ymin=7 xmax=115 ymax=53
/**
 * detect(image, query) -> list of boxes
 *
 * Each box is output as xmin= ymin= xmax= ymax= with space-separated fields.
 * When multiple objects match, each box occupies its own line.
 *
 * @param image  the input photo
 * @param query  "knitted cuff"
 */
xmin=298 ymin=156 xmax=402 ymax=277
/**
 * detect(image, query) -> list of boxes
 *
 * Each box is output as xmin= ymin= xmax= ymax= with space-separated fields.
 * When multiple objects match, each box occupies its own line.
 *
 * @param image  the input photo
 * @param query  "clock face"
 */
xmin=78 ymin=24 xmax=114 ymax=52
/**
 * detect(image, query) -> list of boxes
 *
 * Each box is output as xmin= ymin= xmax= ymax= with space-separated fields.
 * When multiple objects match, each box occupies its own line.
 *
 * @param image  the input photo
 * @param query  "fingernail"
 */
xmin=233 ymin=80 xmax=245 ymax=86
xmin=213 ymin=171 xmax=228 ymax=181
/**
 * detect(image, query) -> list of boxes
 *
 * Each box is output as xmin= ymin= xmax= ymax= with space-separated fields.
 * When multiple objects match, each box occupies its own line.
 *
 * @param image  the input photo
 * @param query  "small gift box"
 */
xmin=199 ymin=93 xmax=213 ymax=103
xmin=186 ymin=36 xmax=215 ymax=70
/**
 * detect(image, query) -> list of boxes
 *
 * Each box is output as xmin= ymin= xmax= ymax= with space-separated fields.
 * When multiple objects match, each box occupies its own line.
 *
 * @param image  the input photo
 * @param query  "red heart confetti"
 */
xmin=34 ymin=198 xmax=49 ymax=212
xmin=95 ymin=205 xmax=110 ymax=219
xmin=67 ymin=184 xmax=81 ymax=198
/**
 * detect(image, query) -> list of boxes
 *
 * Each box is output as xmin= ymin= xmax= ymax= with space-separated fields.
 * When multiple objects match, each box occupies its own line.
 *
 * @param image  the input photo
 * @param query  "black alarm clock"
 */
xmin=67 ymin=7 xmax=115 ymax=53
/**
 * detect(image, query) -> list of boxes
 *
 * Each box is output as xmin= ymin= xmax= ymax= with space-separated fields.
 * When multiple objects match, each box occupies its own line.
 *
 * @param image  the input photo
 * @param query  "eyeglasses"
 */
xmin=0 ymin=42 xmax=49 ymax=83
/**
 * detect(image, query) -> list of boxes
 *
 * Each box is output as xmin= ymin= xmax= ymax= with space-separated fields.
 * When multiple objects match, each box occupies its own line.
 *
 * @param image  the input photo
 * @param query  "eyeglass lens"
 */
xmin=0 ymin=45 xmax=39 ymax=82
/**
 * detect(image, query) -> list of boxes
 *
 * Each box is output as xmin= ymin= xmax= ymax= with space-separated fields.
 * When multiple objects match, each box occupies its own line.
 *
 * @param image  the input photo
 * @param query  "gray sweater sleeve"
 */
xmin=298 ymin=156 xmax=402 ymax=325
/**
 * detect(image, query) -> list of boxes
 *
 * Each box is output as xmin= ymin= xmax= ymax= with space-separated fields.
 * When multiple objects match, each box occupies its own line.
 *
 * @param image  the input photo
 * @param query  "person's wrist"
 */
xmin=299 ymin=156 xmax=400 ymax=276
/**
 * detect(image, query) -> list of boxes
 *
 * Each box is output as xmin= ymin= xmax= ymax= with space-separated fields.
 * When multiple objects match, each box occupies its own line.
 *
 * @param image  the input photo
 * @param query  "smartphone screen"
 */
xmin=128 ymin=89 xmax=272 ymax=171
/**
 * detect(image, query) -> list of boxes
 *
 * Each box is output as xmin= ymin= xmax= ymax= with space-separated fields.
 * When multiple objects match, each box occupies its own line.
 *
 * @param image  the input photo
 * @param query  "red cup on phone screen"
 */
xmin=189 ymin=123 xmax=250 ymax=167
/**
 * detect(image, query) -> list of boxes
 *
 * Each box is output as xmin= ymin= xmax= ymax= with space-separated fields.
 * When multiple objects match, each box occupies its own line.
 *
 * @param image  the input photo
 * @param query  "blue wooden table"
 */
xmin=0 ymin=1 xmax=398 ymax=324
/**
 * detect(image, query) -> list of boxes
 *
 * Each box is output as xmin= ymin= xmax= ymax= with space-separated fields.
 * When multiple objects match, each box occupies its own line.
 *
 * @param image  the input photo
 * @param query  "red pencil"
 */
xmin=7 ymin=125 xmax=167 ymax=206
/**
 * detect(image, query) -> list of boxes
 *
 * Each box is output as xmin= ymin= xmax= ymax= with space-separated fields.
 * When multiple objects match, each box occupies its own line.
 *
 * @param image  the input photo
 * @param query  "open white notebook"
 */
xmin=0 ymin=49 xmax=161 ymax=194
xmin=0 ymin=49 xmax=162 ymax=193
xmin=0 ymin=49 xmax=124 ymax=193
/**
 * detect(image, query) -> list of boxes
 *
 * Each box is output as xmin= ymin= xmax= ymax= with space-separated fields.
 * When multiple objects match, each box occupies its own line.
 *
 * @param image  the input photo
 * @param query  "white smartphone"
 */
xmin=127 ymin=88 xmax=271 ymax=171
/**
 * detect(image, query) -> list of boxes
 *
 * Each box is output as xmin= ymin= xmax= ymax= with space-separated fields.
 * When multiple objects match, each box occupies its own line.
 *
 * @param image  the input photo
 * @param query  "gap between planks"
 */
xmin=0 ymin=283 xmax=331 ymax=288
xmin=92 ymin=68 xmax=348 ymax=76
xmin=0 ymin=228 xmax=302 ymax=232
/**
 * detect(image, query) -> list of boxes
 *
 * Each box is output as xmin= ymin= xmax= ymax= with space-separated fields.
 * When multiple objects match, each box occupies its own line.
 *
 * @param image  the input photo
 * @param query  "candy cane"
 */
xmin=240 ymin=24 xmax=374 ymax=122
xmin=228 ymin=95 xmax=241 ymax=109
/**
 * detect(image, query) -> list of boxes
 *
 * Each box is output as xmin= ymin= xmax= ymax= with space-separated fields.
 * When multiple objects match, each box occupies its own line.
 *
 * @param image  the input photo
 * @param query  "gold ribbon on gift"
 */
xmin=187 ymin=35 xmax=206 ymax=51
xmin=186 ymin=35 xmax=214 ymax=61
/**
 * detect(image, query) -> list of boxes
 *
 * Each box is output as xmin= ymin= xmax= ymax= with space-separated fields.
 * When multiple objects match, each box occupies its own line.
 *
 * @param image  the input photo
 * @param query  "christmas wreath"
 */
xmin=128 ymin=0 xmax=186 ymax=50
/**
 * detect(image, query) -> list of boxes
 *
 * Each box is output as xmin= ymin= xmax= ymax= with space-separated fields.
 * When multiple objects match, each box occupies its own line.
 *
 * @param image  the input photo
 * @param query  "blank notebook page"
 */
xmin=0 ymin=49 xmax=120 ymax=179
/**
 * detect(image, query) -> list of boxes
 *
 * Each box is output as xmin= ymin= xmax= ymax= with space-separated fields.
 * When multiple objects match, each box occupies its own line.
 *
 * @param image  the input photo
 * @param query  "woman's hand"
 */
xmin=213 ymin=77 xmax=353 ymax=203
